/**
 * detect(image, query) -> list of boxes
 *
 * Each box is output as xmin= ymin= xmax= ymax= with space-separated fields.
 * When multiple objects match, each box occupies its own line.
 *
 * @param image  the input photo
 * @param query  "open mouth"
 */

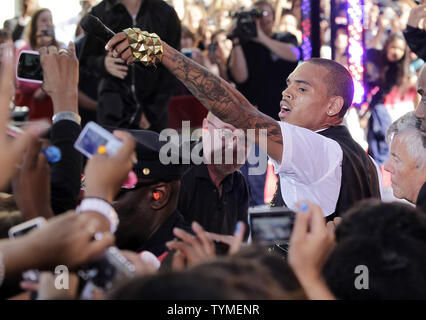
xmin=279 ymin=103 xmax=291 ymax=118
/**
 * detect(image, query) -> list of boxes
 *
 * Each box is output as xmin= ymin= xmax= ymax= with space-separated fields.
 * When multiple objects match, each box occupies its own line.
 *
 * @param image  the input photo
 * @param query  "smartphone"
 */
xmin=8 ymin=217 xmax=46 ymax=238
xmin=17 ymin=50 xmax=43 ymax=83
xmin=249 ymin=207 xmax=295 ymax=246
xmin=74 ymin=121 xmax=123 ymax=158
xmin=11 ymin=106 xmax=30 ymax=123
xmin=8 ymin=217 xmax=46 ymax=290
xmin=78 ymin=246 xmax=135 ymax=290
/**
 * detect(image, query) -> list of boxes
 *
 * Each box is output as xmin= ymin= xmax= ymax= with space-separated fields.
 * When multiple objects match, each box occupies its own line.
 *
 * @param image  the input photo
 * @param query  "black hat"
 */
xmin=124 ymin=129 xmax=190 ymax=181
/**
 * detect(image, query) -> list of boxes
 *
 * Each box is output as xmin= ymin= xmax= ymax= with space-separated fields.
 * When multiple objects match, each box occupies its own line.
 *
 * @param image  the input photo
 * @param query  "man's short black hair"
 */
xmin=306 ymin=58 xmax=354 ymax=118
xmin=324 ymin=235 xmax=426 ymax=299
xmin=336 ymin=200 xmax=426 ymax=242
xmin=323 ymin=201 xmax=426 ymax=299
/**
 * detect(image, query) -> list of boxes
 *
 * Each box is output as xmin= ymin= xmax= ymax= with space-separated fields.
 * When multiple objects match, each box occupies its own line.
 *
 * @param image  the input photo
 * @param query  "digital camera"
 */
xmin=227 ymin=8 xmax=263 ymax=40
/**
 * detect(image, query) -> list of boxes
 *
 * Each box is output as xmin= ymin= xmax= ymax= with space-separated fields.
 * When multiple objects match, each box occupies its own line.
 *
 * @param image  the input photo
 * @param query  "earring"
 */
xmin=153 ymin=192 xmax=161 ymax=201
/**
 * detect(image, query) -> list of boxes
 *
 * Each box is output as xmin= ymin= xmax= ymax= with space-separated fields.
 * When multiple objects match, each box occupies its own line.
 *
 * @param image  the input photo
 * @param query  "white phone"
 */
xmin=74 ymin=121 xmax=123 ymax=158
xmin=8 ymin=217 xmax=46 ymax=239
xmin=16 ymin=50 xmax=43 ymax=83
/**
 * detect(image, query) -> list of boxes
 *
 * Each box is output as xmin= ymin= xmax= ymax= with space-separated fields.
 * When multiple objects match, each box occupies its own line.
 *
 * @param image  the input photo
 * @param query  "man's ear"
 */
xmin=326 ymin=96 xmax=344 ymax=117
xmin=150 ymin=183 xmax=171 ymax=210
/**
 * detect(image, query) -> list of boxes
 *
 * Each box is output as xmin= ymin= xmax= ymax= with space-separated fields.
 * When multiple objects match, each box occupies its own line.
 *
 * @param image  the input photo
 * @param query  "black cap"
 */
xmin=122 ymin=129 xmax=189 ymax=181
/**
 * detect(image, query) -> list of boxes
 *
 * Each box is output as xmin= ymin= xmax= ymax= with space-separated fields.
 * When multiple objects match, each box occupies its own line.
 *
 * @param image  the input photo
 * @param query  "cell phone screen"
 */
xmin=250 ymin=208 xmax=295 ymax=246
xmin=74 ymin=122 xmax=123 ymax=158
xmin=17 ymin=51 xmax=43 ymax=82
xmin=80 ymin=127 xmax=109 ymax=155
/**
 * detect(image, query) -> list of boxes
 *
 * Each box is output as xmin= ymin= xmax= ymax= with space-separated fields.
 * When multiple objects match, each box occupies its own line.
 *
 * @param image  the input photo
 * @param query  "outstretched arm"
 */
xmin=106 ymin=33 xmax=284 ymax=163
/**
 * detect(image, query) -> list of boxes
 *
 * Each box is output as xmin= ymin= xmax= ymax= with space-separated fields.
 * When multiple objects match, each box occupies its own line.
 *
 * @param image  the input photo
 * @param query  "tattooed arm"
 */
xmin=106 ymin=33 xmax=284 ymax=163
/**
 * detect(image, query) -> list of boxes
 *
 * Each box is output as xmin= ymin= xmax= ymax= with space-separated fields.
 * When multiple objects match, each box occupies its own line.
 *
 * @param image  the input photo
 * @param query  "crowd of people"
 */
xmin=0 ymin=0 xmax=424 ymax=301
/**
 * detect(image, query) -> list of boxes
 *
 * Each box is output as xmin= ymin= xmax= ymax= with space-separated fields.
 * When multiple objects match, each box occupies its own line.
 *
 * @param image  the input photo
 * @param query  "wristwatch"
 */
xmin=52 ymin=111 xmax=81 ymax=125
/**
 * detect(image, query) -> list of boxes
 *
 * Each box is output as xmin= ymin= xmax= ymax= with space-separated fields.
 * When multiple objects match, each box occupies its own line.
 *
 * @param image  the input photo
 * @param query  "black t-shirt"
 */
xmin=178 ymin=163 xmax=249 ymax=237
xmin=229 ymin=33 xmax=299 ymax=120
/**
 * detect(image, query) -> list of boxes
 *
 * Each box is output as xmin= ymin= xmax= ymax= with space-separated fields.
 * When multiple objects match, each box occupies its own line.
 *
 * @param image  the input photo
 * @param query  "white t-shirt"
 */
xmin=270 ymin=121 xmax=382 ymax=216
xmin=270 ymin=122 xmax=343 ymax=217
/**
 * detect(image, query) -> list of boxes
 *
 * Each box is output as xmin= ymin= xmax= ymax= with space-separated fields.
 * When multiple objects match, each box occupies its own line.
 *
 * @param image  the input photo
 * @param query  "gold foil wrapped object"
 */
xmin=123 ymin=28 xmax=163 ymax=67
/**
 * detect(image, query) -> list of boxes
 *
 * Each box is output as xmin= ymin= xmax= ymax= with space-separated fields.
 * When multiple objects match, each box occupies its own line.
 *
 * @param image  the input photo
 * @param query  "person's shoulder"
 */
xmin=90 ymin=0 xmax=108 ymax=16
xmin=92 ymin=0 xmax=108 ymax=9
xmin=150 ymin=0 xmax=176 ymax=12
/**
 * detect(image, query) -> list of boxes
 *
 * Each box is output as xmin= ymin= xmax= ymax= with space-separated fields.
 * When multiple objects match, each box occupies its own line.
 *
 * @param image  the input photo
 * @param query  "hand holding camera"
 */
xmin=22 ymin=210 xmax=115 ymax=270
xmin=12 ymin=138 xmax=54 ymax=221
xmin=227 ymin=8 xmax=263 ymax=41
xmin=288 ymin=202 xmax=336 ymax=284
xmin=253 ymin=19 xmax=267 ymax=43
xmin=0 ymin=44 xmax=48 ymax=190
xmin=83 ymin=129 xmax=136 ymax=203
xmin=167 ymin=221 xmax=246 ymax=271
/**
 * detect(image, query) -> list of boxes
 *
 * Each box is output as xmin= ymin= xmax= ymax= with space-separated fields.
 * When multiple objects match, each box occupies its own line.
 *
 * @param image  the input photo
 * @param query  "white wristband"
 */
xmin=52 ymin=111 xmax=81 ymax=125
xmin=0 ymin=251 xmax=5 ymax=288
xmin=77 ymin=198 xmax=119 ymax=233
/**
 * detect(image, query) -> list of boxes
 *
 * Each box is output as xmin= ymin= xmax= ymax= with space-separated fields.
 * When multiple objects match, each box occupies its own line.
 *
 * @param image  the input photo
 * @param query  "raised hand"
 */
xmin=104 ymin=52 xmax=128 ymax=79
xmin=0 ymin=44 xmax=48 ymax=190
xmin=105 ymin=32 xmax=134 ymax=65
xmin=288 ymin=202 xmax=336 ymax=300
xmin=17 ymin=210 xmax=115 ymax=270
xmin=407 ymin=4 xmax=426 ymax=29
xmin=39 ymin=42 xmax=79 ymax=113
xmin=166 ymin=222 xmax=216 ymax=270
xmin=12 ymin=139 xmax=54 ymax=221
xmin=83 ymin=130 xmax=136 ymax=203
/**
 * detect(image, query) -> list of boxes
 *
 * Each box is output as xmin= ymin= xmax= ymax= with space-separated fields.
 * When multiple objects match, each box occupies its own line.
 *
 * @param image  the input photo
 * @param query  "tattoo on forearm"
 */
xmin=167 ymin=52 xmax=283 ymax=146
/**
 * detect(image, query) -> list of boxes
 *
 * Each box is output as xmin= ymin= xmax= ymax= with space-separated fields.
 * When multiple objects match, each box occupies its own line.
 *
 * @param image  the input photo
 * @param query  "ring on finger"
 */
xmin=87 ymin=225 xmax=96 ymax=236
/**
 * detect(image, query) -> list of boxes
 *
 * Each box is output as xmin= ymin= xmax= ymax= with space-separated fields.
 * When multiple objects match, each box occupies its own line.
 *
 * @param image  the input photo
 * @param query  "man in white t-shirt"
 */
xmin=106 ymin=33 xmax=382 ymax=219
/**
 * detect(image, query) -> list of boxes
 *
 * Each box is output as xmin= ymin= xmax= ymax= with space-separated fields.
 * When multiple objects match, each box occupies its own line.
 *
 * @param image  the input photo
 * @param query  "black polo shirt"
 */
xmin=178 ymin=163 xmax=249 ymax=236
